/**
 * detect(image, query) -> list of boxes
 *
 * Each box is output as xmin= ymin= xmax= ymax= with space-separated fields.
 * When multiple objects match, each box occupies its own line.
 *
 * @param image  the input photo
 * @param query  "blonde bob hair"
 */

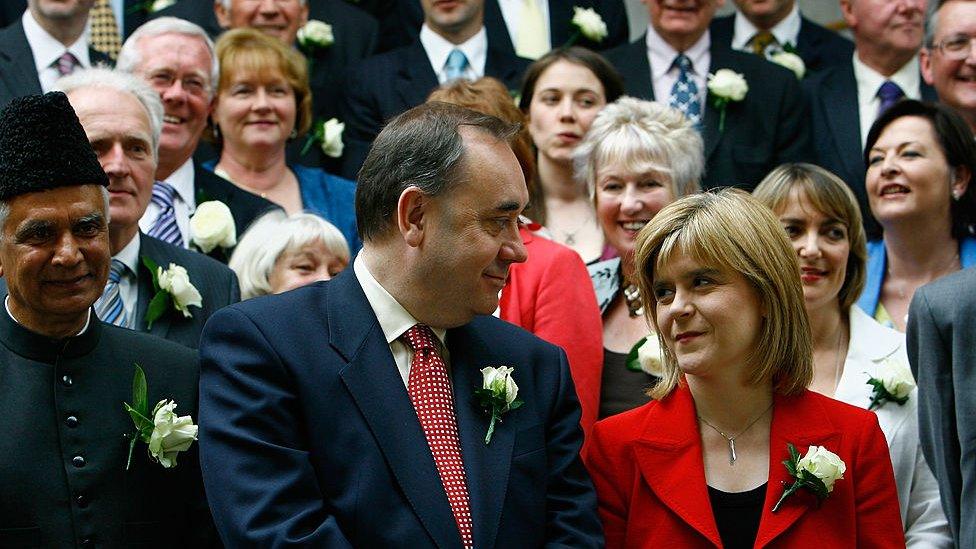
xmin=634 ymin=189 xmax=813 ymax=400
xmin=213 ymin=27 xmax=313 ymax=141
xmin=753 ymin=163 xmax=868 ymax=312
xmin=229 ymin=210 xmax=350 ymax=300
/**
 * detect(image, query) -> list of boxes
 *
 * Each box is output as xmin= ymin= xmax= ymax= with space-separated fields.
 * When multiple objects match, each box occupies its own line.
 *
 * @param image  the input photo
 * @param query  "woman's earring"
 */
xmin=953 ymin=190 xmax=962 ymax=200
xmin=212 ymin=124 xmax=220 ymax=140
xmin=289 ymin=128 xmax=298 ymax=139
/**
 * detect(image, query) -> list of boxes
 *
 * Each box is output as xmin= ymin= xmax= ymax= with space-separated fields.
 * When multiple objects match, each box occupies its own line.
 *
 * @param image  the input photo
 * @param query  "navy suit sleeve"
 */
xmin=199 ymin=306 xmax=354 ymax=547
xmin=544 ymin=347 xmax=604 ymax=547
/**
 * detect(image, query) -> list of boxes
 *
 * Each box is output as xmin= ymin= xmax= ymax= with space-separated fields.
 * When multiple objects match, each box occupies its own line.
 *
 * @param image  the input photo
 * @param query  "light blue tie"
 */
xmin=147 ymin=181 xmax=184 ymax=247
xmin=668 ymin=54 xmax=702 ymax=126
xmin=444 ymin=49 xmax=469 ymax=81
xmin=95 ymin=259 xmax=131 ymax=328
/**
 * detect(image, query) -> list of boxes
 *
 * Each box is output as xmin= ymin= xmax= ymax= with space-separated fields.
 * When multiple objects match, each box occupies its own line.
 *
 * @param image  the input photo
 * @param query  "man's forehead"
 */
xmin=6 ymin=186 xmax=105 ymax=220
xmin=137 ymin=33 xmax=213 ymax=72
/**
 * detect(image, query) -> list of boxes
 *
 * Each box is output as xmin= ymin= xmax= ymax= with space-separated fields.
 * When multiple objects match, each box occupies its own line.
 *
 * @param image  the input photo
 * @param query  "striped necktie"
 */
xmin=147 ymin=181 xmax=184 ymax=247
xmin=95 ymin=259 xmax=130 ymax=328
xmin=89 ymin=0 xmax=122 ymax=59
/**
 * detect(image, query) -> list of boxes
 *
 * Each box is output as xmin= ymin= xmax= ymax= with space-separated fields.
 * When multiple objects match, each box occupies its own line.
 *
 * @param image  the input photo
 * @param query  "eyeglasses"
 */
xmin=935 ymin=34 xmax=976 ymax=60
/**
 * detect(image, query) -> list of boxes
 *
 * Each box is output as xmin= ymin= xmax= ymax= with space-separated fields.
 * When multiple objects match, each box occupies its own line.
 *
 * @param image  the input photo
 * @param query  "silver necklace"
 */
xmin=698 ymin=402 xmax=774 ymax=466
xmin=551 ymin=211 xmax=593 ymax=246
xmin=831 ymin=326 xmax=845 ymax=394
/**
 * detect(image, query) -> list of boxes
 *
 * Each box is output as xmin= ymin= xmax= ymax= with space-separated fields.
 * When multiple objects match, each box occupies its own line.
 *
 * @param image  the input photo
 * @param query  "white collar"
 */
xmin=353 ymin=252 xmax=447 ymax=347
xmin=730 ymin=4 xmax=802 ymax=50
xmin=846 ymin=305 xmax=903 ymax=364
xmin=646 ymin=27 xmax=711 ymax=79
xmin=113 ymin=231 xmax=142 ymax=277
xmin=164 ymin=160 xmax=197 ymax=211
xmin=22 ymin=9 xmax=91 ymax=76
xmin=419 ymin=24 xmax=488 ymax=79
xmin=5 ymin=295 xmax=91 ymax=336
xmin=853 ymin=52 xmax=921 ymax=103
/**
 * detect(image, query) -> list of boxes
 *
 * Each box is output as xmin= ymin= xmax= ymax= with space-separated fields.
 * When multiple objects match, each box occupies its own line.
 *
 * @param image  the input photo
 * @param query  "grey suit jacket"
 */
xmin=136 ymin=234 xmax=240 ymax=349
xmin=906 ymin=266 xmax=976 ymax=548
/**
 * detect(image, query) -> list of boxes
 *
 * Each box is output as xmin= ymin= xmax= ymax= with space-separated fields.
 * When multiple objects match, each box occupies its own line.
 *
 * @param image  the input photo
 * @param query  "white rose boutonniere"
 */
xmin=866 ymin=358 xmax=916 ymax=410
xmin=474 ymin=366 xmax=524 ymax=444
xmin=707 ymin=69 xmax=748 ymax=132
xmin=297 ymin=20 xmax=334 ymax=55
xmin=123 ymin=365 xmax=198 ymax=470
xmin=190 ymin=200 xmax=237 ymax=253
xmin=127 ymin=0 xmax=175 ymax=14
xmin=570 ymin=7 xmax=608 ymax=44
xmin=142 ymin=257 xmax=203 ymax=328
xmin=301 ymin=118 xmax=345 ymax=158
xmin=625 ymin=335 xmax=665 ymax=377
xmin=772 ymin=443 xmax=846 ymax=512
xmin=770 ymin=51 xmax=806 ymax=80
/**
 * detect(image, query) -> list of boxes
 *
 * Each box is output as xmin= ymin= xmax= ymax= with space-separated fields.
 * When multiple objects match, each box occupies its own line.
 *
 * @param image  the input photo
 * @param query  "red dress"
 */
xmin=584 ymin=385 xmax=906 ymax=548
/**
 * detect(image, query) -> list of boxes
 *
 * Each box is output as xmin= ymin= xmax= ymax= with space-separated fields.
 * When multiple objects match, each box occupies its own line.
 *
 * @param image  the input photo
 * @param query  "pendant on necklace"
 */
xmin=727 ymin=439 xmax=736 ymax=466
xmin=564 ymin=234 xmax=575 ymax=246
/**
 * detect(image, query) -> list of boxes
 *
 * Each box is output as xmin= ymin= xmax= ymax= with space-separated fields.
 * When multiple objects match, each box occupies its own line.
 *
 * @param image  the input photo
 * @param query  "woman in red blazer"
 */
xmin=585 ymin=189 xmax=904 ymax=548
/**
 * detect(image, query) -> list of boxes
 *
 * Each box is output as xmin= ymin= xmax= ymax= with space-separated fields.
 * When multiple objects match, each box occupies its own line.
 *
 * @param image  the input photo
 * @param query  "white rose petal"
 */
xmin=636 ymin=335 xmax=665 ymax=377
xmin=320 ymin=118 xmax=345 ymax=158
xmin=150 ymin=0 xmax=176 ymax=12
xmin=148 ymin=400 xmax=198 ymax=468
xmin=481 ymin=366 xmax=519 ymax=406
xmin=770 ymin=51 xmax=806 ymax=80
xmin=879 ymin=358 xmax=916 ymax=400
xmin=572 ymin=7 xmax=608 ymax=42
xmin=157 ymin=264 xmax=203 ymax=317
xmin=298 ymin=20 xmax=334 ymax=48
xmin=190 ymin=200 xmax=237 ymax=253
xmin=707 ymin=69 xmax=749 ymax=102
xmin=797 ymin=445 xmax=846 ymax=492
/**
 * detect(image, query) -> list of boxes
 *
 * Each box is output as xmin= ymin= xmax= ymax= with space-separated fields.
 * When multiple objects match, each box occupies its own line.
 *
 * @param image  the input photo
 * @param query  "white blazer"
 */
xmin=834 ymin=306 xmax=952 ymax=547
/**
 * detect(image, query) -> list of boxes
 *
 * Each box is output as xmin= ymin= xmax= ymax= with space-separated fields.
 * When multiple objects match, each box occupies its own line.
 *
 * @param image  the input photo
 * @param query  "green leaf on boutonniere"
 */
xmin=772 ymin=442 xmax=845 ymax=512
xmin=625 ymin=336 xmax=647 ymax=372
xmin=142 ymin=256 xmax=167 ymax=330
xmin=123 ymin=364 xmax=154 ymax=470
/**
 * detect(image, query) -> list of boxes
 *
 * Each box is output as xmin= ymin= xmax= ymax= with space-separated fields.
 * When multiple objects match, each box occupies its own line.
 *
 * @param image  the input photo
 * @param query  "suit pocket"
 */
xmin=123 ymin=521 xmax=164 ymax=546
xmin=0 ymin=526 xmax=43 ymax=547
xmin=512 ymin=423 xmax=545 ymax=457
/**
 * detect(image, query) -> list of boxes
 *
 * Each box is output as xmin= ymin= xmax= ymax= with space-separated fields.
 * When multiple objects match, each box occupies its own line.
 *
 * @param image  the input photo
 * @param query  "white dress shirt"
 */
xmin=834 ymin=306 xmax=952 ymax=547
xmin=110 ymin=231 xmax=142 ymax=327
xmin=730 ymin=4 xmax=802 ymax=54
xmin=497 ymin=0 xmax=551 ymax=50
xmin=420 ymin=24 xmax=488 ymax=85
xmin=22 ymin=10 xmax=92 ymax=92
xmin=646 ymin=28 xmax=710 ymax=111
xmin=139 ymin=159 xmax=196 ymax=249
xmin=853 ymin=53 xmax=922 ymax=149
xmin=5 ymin=295 xmax=91 ymax=335
xmin=353 ymin=253 xmax=448 ymax=388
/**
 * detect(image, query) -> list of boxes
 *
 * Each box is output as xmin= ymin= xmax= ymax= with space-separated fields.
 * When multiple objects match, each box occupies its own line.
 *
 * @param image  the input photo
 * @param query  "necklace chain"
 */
xmin=698 ymin=402 xmax=774 ymax=466
xmin=550 ymin=210 xmax=593 ymax=246
xmin=886 ymin=252 xmax=960 ymax=300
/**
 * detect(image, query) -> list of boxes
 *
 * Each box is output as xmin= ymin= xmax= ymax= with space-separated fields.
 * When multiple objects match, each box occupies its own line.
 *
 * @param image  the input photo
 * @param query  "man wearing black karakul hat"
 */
xmin=0 ymin=92 xmax=216 ymax=548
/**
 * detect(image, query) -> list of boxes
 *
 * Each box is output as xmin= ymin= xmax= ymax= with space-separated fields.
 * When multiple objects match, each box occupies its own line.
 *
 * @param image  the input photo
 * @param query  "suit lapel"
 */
xmin=548 ymin=1 xmax=573 ymax=47
xmin=448 ymin=325 xmax=514 ymax=549
xmin=703 ymin=47 xmax=735 ymax=162
xmin=0 ymin=23 xmax=44 ymax=100
xmin=484 ymin=48 xmax=522 ymax=90
xmin=483 ymin=0 xmax=514 ymax=56
xmin=331 ymin=271 xmax=462 ymax=549
xmin=755 ymin=392 xmax=841 ymax=548
xmin=796 ymin=17 xmax=823 ymax=68
xmin=619 ymin=38 xmax=654 ymax=101
xmin=819 ymin=66 xmax=863 ymax=184
xmin=136 ymin=234 xmax=174 ymax=339
xmin=396 ymin=43 xmax=440 ymax=113
xmin=633 ymin=387 xmax=723 ymax=546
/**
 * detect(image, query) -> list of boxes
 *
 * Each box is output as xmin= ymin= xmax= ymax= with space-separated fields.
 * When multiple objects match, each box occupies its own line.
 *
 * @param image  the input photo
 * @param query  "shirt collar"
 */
xmin=5 ymin=295 xmax=91 ymax=336
xmin=730 ymin=4 xmax=801 ymax=51
xmin=353 ymin=252 xmax=447 ymax=347
xmin=164 ymin=160 xmax=197 ymax=211
xmin=646 ymin=27 xmax=711 ymax=79
xmin=114 ymin=231 xmax=142 ymax=277
xmin=22 ymin=9 xmax=91 ymax=74
xmin=853 ymin=52 xmax=921 ymax=104
xmin=419 ymin=24 xmax=488 ymax=78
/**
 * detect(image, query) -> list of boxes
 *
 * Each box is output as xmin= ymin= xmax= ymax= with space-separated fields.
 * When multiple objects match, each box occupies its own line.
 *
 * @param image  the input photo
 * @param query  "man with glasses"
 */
xmin=922 ymin=0 xmax=976 ymax=134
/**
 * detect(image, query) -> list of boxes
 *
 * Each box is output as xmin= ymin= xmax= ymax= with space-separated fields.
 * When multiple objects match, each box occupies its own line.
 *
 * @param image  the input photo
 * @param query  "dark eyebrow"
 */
xmin=494 ymin=200 xmax=523 ymax=213
xmin=14 ymin=219 xmax=54 ymax=241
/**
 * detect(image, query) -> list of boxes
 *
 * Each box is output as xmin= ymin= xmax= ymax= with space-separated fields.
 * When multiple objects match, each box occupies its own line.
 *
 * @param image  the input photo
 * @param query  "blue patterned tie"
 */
xmin=668 ymin=54 xmax=701 ymax=126
xmin=147 ymin=181 xmax=184 ymax=247
xmin=444 ymin=49 xmax=469 ymax=82
xmin=95 ymin=259 xmax=130 ymax=328
xmin=876 ymin=81 xmax=904 ymax=118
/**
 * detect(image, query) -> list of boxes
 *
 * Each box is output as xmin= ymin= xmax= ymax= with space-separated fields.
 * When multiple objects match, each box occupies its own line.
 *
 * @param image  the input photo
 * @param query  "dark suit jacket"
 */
xmin=193 ymin=161 xmax=279 ymax=237
xmin=709 ymin=13 xmax=853 ymax=74
xmin=605 ymin=37 xmax=813 ymax=191
xmin=136 ymin=234 xmax=240 ymax=349
xmin=585 ymin=386 xmax=905 ymax=548
xmin=803 ymin=60 xmax=938 ymax=239
xmin=0 ymin=311 xmax=215 ymax=547
xmin=338 ymin=40 xmax=530 ymax=179
xmin=199 ymin=268 xmax=603 ymax=547
xmin=907 ymin=266 xmax=976 ymax=548
xmin=0 ymin=20 xmax=114 ymax=109
xmin=0 ymin=0 xmax=147 ymax=37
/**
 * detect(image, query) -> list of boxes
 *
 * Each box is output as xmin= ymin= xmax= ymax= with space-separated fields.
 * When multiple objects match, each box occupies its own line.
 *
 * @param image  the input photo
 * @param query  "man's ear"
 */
xmin=214 ymin=0 xmax=231 ymax=30
xmin=396 ymin=186 xmax=428 ymax=247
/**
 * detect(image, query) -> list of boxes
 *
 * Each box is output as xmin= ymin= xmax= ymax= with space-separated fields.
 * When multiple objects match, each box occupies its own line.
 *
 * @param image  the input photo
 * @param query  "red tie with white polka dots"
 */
xmin=403 ymin=324 xmax=474 ymax=548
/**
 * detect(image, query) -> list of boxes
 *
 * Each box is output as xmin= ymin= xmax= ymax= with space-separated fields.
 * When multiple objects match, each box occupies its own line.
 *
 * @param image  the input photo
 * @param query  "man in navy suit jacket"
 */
xmin=199 ymin=102 xmax=602 ymax=547
xmin=804 ymin=0 xmax=934 ymax=239
xmin=604 ymin=0 xmax=812 ymax=191
xmin=338 ymin=0 xmax=529 ymax=180
xmin=709 ymin=0 xmax=852 ymax=73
